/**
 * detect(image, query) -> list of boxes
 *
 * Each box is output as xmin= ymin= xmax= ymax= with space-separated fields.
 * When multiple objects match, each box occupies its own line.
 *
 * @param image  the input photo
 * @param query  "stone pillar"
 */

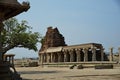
xmin=58 ymin=53 xmax=61 ymax=62
xmin=101 ymin=48 xmax=104 ymax=61
xmin=91 ymin=47 xmax=96 ymax=61
xmin=63 ymin=51 xmax=67 ymax=62
xmin=39 ymin=54 xmax=41 ymax=63
xmin=52 ymin=53 xmax=55 ymax=62
xmin=48 ymin=53 xmax=51 ymax=63
xmin=54 ymin=53 xmax=58 ymax=62
xmin=118 ymin=47 xmax=120 ymax=63
xmin=76 ymin=49 xmax=81 ymax=62
xmin=43 ymin=54 xmax=46 ymax=63
xmin=9 ymin=56 xmax=10 ymax=63
xmin=41 ymin=54 xmax=44 ymax=64
xmin=51 ymin=53 xmax=54 ymax=63
xmin=46 ymin=53 xmax=48 ymax=63
xmin=109 ymin=47 xmax=113 ymax=62
xmin=63 ymin=50 xmax=70 ymax=62
xmin=43 ymin=53 xmax=47 ymax=63
xmin=46 ymin=53 xmax=49 ymax=63
xmin=83 ymin=48 xmax=88 ymax=62
xmin=69 ymin=50 xmax=74 ymax=62
xmin=42 ymin=54 xmax=44 ymax=63
xmin=11 ymin=56 xmax=14 ymax=64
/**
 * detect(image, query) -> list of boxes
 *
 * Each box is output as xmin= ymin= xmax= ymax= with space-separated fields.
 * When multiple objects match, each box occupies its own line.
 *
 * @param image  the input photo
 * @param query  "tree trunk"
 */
xmin=0 ymin=55 xmax=3 ymax=61
xmin=0 ymin=22 xmax=4 ymax=61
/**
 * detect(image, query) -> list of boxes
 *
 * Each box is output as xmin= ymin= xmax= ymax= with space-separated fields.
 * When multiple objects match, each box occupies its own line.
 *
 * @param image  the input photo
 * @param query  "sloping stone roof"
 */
xmin=63 ymin=43 xmax=102 ymax=51
xmin=39 ymin=43 xmax=103 ymax=54
xmin=46 ymin=47 xmax=63 ymax=53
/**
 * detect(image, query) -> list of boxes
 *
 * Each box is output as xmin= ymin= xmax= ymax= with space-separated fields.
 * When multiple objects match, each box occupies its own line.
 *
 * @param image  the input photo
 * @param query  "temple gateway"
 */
xmin=39 ymin=27 xmax=107 ymax=64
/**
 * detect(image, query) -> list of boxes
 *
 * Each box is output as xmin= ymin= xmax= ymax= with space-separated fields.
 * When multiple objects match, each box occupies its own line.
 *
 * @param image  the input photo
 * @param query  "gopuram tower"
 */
xmin=40 ymin=27 xmax=67 ymax=52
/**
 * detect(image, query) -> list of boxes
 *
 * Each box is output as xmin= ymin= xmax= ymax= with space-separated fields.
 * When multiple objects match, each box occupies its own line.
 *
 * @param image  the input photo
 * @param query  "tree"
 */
xmin=0 ymin=18 xmax=42 ymax=60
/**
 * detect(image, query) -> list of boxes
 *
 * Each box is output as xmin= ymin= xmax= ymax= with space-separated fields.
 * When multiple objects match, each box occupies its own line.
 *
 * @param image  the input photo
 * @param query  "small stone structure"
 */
xmin=0 ymin=54 xmax=22 ymax=80
xmin=4 ymin=54 xmax=15 ymax=65
xmin=109 ymin=47 xmax=113 ymax=62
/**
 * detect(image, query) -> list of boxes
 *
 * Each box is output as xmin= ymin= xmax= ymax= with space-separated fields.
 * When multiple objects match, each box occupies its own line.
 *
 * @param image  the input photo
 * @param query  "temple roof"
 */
xmin=4 ymin=54 xmax=15 ymax=57
xmin=46 ymin=47 xmax=63 ymax=53
xmin=63 ymin=43 xmax=102 ymax=50
xmin=0 ymin=0 xmax=30 ymax=21
xmin=39 ymin=43 xmax=103 ymax=54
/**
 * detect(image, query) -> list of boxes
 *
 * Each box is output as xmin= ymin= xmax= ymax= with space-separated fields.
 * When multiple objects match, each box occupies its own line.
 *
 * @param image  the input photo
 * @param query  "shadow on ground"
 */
xmin=23 ymin=79 xmax=44 ymax=80
xmin=18 ymin=71 xmax=59 ymax=74
xmin=66 ymin=74 xmax=120 ymax=77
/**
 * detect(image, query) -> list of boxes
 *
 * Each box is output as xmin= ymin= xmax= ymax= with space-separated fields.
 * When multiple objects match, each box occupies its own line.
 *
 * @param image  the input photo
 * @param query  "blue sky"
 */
xmin=7 ymin=0 xmax=120 ymax=58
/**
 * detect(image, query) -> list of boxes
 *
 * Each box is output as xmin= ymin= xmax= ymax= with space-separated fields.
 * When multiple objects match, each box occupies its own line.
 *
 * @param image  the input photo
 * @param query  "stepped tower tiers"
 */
xmin=40 ymin=27 xmax=67 ymax=52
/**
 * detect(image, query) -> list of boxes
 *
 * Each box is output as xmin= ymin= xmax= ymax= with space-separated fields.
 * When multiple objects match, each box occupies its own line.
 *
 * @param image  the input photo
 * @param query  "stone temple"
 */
xmin=39 ymin=27 xmax=108 ymax=64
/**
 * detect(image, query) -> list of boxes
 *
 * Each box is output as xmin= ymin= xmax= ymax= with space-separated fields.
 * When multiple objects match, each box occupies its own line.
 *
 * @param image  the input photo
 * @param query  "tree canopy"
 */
xmin=0 ymin=18 xmax=42 ymax=55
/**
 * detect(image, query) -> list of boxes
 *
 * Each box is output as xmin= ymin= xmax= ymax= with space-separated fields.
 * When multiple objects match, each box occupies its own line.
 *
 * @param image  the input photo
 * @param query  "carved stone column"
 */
xmin=83 ymin=48 xmax=88 ymax=62
xmin=46 ymin=53 xmax=50 ymax=63
xmin=76 ymin=49 xmax=81 ymax=62
xmin=11 ymin=56 xmax=14 ymax=64
xmin=63 ymin=50 xmax=70 ymax=62
xmin=109 ymin=47 xmax=113 ymax=62
xmin=44 ymin=53 xmax=47 ymax=63
xmin=101 ymin=48 xmax=104 ymax=61
xmin=58 ymin=53 xmax=61 ymax=62
xmin=51 ymin=53 xmax=54 ymax=63
xmin=41 ymin=54 xmax=44 ymax=64
xmin=49 ymin=53 xmax=51 ymax=63
xmin=43 ymin=54 xmax=45 ymax=63
xmin=54 ymin=53 xmax=58 ymax=62
xmin=63 ymin=51 xmax=67 ymax=62
xmin=52 ymin=53 xmax=56 ymax=62
xmin=8 ymin=56 xmax=11 ymax=63
xmin=39 ymin=54 xmax=41 ymax=63
xmin=91 ymin=47 xmax=96 ymax=61
xmin=69 ymin=50 xmax=74 ymax=62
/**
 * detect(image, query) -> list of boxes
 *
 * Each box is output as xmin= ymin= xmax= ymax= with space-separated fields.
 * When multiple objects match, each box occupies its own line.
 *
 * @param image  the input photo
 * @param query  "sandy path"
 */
xmin=16 ymin=67 xmax=120 ymax=80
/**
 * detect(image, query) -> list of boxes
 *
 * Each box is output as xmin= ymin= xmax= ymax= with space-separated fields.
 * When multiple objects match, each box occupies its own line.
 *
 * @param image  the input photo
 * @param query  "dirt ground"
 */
xmin=16 ymin=67 xmax=120 ymax=80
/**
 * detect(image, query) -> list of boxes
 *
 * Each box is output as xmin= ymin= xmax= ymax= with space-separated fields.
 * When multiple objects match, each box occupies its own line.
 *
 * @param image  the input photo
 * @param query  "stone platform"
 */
xmin=41 ymin=61 xmax=119 ymax=68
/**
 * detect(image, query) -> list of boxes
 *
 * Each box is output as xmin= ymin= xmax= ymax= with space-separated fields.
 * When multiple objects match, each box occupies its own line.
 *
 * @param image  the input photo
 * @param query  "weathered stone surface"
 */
xmin=40 ymin=27 xmax=67 ymax=52
xmin=0 ymin=0 xmax=30 ymax=21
